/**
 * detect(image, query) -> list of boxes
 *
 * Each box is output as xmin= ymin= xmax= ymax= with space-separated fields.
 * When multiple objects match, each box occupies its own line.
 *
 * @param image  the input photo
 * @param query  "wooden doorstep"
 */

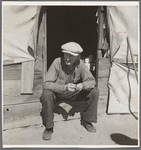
xmin=3 ymin=101 xmax=42 ymax=130
xmin=3 ymin=100 xmax=85 ymax=130
xmin=3 ymin=96 xmax=108 ymax=130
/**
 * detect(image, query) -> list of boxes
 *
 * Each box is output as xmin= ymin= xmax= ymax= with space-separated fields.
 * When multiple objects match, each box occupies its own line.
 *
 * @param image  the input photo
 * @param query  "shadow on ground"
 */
xmin=54 ymin=101 xmax=86 ymax=120
xmin=110 ymin=133 xmax=138 ymax=145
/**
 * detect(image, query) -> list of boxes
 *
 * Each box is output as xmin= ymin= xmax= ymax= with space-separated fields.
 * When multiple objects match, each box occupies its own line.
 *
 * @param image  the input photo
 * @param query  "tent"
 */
xmin=106 ymin=6 xmax=139 ymax=114
xmin=3 ymin=3 xmax=139 ymax=114
xmin=3 ymin=5 xmax=47 ymax=94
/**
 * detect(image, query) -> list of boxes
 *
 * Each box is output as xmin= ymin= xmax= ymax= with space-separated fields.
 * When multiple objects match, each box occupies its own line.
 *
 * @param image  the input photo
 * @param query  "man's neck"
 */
xmin=67 ymin=64 xmax=75 ymax=70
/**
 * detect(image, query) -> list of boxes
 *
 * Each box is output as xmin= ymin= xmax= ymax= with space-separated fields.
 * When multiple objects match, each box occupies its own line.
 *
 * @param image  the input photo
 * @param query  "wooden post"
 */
xmin=42 ymin=12 xmax=47 ymax=84
xmin=97 ymin=7 xmax=111 ymax=97
xmin=96 ymin=7 xmax=103 ymax=87
xmin=21 ymin=60 xmax=35 ymax=94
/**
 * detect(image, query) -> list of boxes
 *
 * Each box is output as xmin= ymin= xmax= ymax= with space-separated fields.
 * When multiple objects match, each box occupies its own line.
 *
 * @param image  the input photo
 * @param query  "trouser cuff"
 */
xmin=81 ymin=115 xmax=97 ymax=123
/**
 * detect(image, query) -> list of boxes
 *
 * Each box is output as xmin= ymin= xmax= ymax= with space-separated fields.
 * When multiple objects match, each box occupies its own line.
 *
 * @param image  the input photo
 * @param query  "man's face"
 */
xmin=64 ymin=53 xmax=79 ymax=66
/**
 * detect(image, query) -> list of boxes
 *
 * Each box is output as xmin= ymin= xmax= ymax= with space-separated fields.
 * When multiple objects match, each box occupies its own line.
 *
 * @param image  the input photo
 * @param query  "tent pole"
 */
xmin=127 ymin=37 xmax=138 ymax=83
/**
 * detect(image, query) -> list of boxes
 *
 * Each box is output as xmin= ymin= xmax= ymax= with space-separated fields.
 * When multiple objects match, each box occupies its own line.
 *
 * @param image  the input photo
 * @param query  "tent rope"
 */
xmin=127 ymin=36 xmax=138 ymax=84
xmin=126 ymin=36 xmax=138 ymax=120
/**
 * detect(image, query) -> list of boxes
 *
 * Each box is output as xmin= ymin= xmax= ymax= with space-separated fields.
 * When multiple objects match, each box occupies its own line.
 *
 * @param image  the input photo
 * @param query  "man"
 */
xmin=40 ymin=42 xmax=99 ymax=140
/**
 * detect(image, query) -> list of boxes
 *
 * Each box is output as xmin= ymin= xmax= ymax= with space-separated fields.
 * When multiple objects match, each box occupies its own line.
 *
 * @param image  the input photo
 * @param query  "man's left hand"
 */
xmin=76 ymin=83 xmax=83 ymax=91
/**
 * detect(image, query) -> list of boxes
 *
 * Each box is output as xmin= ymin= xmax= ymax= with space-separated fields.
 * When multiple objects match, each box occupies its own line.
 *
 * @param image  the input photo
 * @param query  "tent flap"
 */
xmin=108 ymin=62 xmax=138 ymax=114
xmin=3 ymin=6 xmax=40 ymax=64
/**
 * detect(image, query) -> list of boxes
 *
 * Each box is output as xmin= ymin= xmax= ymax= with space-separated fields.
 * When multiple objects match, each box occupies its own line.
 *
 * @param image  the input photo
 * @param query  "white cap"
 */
xmin=61 ymin=42 xmax=83 ymax=56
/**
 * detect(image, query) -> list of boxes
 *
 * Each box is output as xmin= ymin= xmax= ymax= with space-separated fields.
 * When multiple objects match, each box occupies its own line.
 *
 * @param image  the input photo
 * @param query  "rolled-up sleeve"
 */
xmin=81 ymin=63 xmax=96 ymax=90
xmin=43 ymin=59 xmax=65 ymax=93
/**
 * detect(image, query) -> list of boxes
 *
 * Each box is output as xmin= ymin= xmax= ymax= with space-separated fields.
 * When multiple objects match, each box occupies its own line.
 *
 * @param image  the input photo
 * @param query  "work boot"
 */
xmin=81 ymin=120 xmax=96 ymax=133
xmin=42 ymin=128 xmax=53 ymax=140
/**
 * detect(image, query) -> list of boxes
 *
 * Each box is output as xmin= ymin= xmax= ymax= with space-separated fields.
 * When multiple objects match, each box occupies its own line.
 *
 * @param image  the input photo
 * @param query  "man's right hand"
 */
xmin=66 ymin=83 xmax=76 ymax=91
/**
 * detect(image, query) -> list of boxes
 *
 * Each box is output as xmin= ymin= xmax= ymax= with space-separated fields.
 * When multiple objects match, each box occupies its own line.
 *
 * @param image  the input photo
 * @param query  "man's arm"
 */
xmin=43 ymin=58 xmax=66 ymax=93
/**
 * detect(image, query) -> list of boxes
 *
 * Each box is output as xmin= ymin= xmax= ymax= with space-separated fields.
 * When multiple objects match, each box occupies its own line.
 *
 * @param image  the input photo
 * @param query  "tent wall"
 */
xmin=106 ymin=6 xmax=138 ymax=114
xmin=3 ymin=6 xmax=40 ymax=65
xmin=108 ymin=62 xmax=138 ymax=113
xmin=107 ymin=6 xmax=138 ymax=62
xmin=3 ymin=6 xmax=45 ymax=94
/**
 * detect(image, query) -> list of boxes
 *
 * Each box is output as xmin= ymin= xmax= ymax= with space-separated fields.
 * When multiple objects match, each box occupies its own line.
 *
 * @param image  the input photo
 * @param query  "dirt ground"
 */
xmin=3 ymin=113 xmax=138 ymax=147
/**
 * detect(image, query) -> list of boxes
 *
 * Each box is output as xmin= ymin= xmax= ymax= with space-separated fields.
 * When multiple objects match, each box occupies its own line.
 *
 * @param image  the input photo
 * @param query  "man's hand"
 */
xmin=67 ymin=83 xmax=76 ymax=91
xmin=76 ymin=83 xmax=83 ymax=91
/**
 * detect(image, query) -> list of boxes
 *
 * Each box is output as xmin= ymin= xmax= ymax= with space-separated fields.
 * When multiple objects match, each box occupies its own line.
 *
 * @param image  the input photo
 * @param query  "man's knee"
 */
xmin=40 ymin=89 xmax=56 ymax=102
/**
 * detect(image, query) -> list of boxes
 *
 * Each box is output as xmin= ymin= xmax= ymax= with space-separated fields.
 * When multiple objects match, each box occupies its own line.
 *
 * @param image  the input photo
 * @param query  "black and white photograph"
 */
xmin=2 ymin=1 xmax=139 ymax=148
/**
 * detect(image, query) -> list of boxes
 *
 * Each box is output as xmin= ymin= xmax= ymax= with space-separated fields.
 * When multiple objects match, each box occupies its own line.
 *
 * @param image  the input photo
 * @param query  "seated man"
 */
xmin=40 ymin=42 xmax=99 ymax=140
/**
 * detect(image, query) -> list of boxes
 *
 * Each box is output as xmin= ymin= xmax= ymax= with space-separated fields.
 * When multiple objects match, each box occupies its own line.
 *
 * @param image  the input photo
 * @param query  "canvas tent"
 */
xmin=106 ymin=6 xmax=138 ymax=114
xmin=3 ymin=4 xmax=139 ymax=115
xmin=3 ymin=6 xmax=41 ymax=64
xmin=3 ymin=5 xmax=47 ymax=94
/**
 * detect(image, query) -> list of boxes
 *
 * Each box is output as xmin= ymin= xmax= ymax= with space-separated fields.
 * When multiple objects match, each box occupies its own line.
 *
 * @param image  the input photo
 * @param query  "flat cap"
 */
xmin=61 ymin=42 xmax=83 ymax=56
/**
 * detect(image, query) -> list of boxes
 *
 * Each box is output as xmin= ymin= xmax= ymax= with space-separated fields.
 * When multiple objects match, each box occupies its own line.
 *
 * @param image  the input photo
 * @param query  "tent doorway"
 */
xmin=47 ymin=6 xmax=98 ymax=77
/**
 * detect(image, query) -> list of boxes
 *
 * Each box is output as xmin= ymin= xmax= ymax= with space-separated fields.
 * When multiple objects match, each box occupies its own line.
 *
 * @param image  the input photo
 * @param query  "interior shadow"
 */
xmin=110 ymin=133 xmax=138 ymax=145
xmin=54 ymin=100 xmax=86 ymax=120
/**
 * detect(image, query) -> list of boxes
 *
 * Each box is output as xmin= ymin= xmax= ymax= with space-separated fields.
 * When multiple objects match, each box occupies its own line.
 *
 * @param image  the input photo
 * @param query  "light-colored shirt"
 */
xmin=43 ymin=57 xmax=96 ymax=95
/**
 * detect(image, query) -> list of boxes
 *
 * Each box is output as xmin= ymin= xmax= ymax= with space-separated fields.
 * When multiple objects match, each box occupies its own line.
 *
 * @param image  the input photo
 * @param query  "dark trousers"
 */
xmin=40 ymin=88 xmax=99 ymax=129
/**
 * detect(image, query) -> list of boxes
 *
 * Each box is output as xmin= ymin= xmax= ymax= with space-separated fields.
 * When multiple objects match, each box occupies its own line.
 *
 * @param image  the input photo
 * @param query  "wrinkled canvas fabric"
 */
xmin=108 ymin=62 xmax=138 ymax=113
xmin=107 ymin=6 xmax=138 ymax=62
xmin=3 ymin=6 xmax=40 ymax=64
xmin=107 ymin=6 xmax=138 ymax=113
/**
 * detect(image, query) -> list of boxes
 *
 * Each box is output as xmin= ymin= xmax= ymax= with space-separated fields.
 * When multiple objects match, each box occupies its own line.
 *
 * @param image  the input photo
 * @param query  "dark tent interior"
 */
xmin=47 ymin=6 xmax=98 ymax=76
